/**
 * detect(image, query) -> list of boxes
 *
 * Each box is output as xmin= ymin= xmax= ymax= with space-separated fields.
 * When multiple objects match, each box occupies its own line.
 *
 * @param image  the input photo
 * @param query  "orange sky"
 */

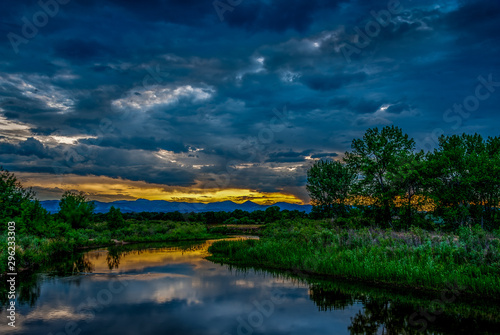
xmin=17 ymin=172 xmax=306 ymax=204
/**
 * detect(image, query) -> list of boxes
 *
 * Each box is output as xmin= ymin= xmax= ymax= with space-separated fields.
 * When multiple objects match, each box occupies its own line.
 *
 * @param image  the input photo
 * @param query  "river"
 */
xmin=1 ymin=238 xmax=499 ymax=334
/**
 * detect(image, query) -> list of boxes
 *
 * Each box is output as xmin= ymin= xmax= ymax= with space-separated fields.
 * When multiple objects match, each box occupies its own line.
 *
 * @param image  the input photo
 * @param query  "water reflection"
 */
xmin=0 ymin=272 xmax=41 ymax=309
xmin=0 ymin=251 xmax=94 ymax=311
xmin=1 ymin=239 xmax=499 ymax=335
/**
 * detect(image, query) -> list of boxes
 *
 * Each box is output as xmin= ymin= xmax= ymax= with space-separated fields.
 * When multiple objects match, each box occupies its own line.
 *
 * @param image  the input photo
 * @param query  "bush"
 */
xmin=223 ymin=217 xmax=238 ymax=225
xmin=209 ymin=226 xmax=231 ymax=234
xmin=18 ymin=199 xmax=52 ymax=236
xmin=107 ymin=206 xmax=125 ymax=230
xmin=58 ymin=191 xmax=95 ymax=229
xmin=0 ymin=167 xmax=40 ymax=232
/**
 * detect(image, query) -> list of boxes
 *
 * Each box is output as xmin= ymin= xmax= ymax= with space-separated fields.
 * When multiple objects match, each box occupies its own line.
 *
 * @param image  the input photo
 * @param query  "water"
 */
xmin=1 ymin=238 xmax=499 ymax=335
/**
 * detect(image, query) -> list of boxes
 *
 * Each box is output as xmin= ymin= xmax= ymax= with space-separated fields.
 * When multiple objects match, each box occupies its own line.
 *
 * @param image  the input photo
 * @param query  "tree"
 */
xmin=427 ymin=134 xmax=500 ymax=229
xmin=306 ymin=160 xmax=356 ymax=218
xmin=344 ymin=126 xmax=416 ymax=227
xmin=0 ymin=167 xmax=50 ymax=234
xmin=264 ymin=206 xmax=281 ymax=223
xmin=203 ymin=211 xmax=217 ymax=224
xmin=484 ymin=136 xmax=500 ymax=229
xmin=107 ymin=206 xmax=125 ymax=230
xmin=0 ymin=167 xmax=35 ymax=221
xmin=387 ymin=150 xmax=427 ymax=228
xmin=58 ymin=191 xmax=95 ymax=229
xmin=427 ymin=134 xmax=474 ymax=227
xmin=19 ymin=198 xmax=52 ymax=235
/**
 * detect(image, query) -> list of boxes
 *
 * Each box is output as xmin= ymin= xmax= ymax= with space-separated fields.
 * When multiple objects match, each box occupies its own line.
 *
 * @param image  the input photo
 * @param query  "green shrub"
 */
xmin=107 ymin=206 xmax=125 ymax=230
xmin=58 ymin=191 xmax=95 ymax=229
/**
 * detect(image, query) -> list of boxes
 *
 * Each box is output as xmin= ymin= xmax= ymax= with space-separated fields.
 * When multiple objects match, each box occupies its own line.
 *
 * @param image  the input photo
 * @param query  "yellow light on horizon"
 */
xmin=16 ymin=172 xmax=305 ymax=205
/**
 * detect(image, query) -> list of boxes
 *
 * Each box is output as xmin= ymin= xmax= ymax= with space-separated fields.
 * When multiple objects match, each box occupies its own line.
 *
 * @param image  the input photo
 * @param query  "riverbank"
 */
xmin=208 ymin=219 xmax=500 ymax=299
xmin=0 ymin=220 xmax=223 ymax=274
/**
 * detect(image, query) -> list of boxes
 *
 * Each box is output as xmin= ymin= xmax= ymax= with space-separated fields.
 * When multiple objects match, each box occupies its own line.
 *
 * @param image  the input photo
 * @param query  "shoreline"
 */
xmin=207 ymin=221 xmax=500 ymax=300
xmin=206 ymin=254 xmax=500 ymax=301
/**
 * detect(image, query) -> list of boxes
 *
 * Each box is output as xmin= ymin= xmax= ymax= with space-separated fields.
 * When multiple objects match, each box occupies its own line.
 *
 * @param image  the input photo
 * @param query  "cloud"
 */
xmin=223 ymin=0 xmax=344 ymax=32
xmin=302 ymin=72 xmax=367 ymax=91
xmin=0 ymin=137 xmax=50 ymax=158
xmin=112 ymin=85 xmax=215 ymax=111
xmin=0 ymin=0 xmax=499 ymax=204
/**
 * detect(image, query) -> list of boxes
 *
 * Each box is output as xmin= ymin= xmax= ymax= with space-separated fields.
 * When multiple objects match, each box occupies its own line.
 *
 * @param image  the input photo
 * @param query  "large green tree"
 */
xmin=0 ymin=167 xmax=35 ymax=221
xmin=306 ymin=160 xmax=356 ymax=218
xmin=427 ymin=134 xmax=500 ymax=229
xmin=387 ymin=150 xmax=427 ymax=228
xmin=58 ymin=191 xmax=95 ymax=229
xmin=484 ymin=136 xmax=500 ymax=229
xmin=345 ymin=126 xmax=416 ymax=227
xmin=0 ymin=167 xmax=50 ymax=234
xmin=107 ymin=206 xmax=125 ymax=230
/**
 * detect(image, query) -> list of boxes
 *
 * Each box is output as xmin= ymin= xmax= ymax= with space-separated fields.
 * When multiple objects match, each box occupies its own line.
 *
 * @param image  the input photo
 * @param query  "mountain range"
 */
xmin=40 ymin=199 xmax=312 ymax=214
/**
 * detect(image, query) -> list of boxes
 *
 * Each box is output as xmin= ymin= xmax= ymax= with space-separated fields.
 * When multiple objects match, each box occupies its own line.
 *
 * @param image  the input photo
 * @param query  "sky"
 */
xmin=0 ymin=0 xmax=499 ymax=204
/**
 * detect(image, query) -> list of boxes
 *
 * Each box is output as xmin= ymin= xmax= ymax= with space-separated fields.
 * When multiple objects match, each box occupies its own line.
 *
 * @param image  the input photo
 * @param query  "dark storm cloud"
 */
xmin=102 ymin=0 xmax=213 ymax=25
xmin=302 ymin=72 xmax=367 ymax=91
xmin=0 ymin=137 xmax=51 ymax=158
xmin=223 ymin=0 xmax=344 ymax=32
xmin=327 ymin=98 xmax=381 ymax=114
xmin=53 ymin=39 xmax=116 ymax=63
xmin=444 ymin=0 xmax=500 ymax=37
xmin=0 ymin=0 xmax=499 ymax=202
xmin=82 ymin=135 xmax=188 ymax=153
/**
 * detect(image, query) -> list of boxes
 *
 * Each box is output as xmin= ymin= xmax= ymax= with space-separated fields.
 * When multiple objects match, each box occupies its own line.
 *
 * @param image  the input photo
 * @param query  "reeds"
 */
xmin=208 ymin=219 xmax=500 ymax=298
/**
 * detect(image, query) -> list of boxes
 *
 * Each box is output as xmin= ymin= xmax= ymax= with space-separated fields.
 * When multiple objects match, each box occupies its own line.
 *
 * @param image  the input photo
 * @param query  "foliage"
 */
xmin=307 ymin=127 xmax=500 ymax=231
xmin=58 ymin=191 xmax=95 ymax=229
xmin=0 ymin=167 xmax=34 ymax=220
xmin=209 ymin=219 xmax=500 ymax=298
xmin=306 ymin=160 xmax=356 ymax=219
xmin=17 ymin=199 xmax=53 ymax=235
xmin=344 ymin=126 xmax=417 ymax=227
xmin=0 ymin=167 xmax=55 ymax=235
xmin=97 ymin=207 xmax=308 ymax=226
xmin=426 ymin=134 xmax=500 ymax=230
xmin=222 ymin=216 xmax=258 ymax=225
xmin=107 ymin=206 xmax=125 ymax=230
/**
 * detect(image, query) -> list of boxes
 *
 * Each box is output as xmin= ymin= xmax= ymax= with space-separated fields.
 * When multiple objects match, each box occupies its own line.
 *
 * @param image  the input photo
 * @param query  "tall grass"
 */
xmin=208 ymin=219 xmax=500 ymax=298
xmin=0 ymin=234 xmax=74 ymax=273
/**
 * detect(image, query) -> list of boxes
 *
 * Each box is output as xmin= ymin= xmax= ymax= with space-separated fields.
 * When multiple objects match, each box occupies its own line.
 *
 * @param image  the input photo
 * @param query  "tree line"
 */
xmin=100 ymin=207 xmax=308 ymax=225
xmin=307 ymin=126 xmax=500 ymax=231
xmin=0 ymin=168 xmax=308 ymax=236
xmin=0 ymin=170 xmax=98 ymax=236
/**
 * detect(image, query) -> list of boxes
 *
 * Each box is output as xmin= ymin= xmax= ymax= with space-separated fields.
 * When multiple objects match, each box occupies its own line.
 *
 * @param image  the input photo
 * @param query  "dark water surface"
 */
xmin=1 ymin=238 xmax=499 ymax=335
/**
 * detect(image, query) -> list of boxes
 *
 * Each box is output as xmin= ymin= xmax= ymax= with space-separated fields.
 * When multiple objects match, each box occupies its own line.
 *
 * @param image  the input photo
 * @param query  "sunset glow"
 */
xmin=17 ymin=172 xmax=304 ymax=204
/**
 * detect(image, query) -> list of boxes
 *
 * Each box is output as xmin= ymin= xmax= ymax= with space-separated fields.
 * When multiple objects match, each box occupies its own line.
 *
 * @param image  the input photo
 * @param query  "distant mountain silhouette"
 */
xmin=40 ymin=199 xmax=312 ymax=214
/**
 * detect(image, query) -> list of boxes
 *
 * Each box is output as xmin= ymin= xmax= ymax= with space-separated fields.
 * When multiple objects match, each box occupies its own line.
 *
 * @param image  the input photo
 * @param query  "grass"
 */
xmin=208 ymin=219 xmax=500 ymax=299
xmin=207 ymin=224 xmax=265 ymax=235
